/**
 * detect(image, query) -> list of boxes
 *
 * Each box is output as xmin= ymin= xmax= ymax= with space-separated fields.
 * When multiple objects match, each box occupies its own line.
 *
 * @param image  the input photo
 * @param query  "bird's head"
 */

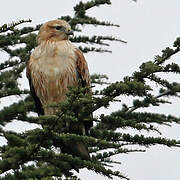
xmin=37 ymin=20 xmax=73 ymax=45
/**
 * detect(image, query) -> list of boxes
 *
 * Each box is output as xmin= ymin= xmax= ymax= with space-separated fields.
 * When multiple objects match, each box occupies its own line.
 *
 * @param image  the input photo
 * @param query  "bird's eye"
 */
xmin=55 ymin=26 xmax=63 ymax=30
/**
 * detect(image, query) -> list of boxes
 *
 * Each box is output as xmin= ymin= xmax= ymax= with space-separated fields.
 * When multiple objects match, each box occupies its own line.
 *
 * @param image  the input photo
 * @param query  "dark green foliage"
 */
xmin=0 ymin=20 xmax=32 ymax=33
xmin=0 ymin=0 xmax=180 ymax=180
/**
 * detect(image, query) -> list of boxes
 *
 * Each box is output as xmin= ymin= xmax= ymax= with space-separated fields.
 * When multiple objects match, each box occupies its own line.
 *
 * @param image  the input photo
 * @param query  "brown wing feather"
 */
xmin=75 ymin=49 xmax=91 ymax=87
xmin=74 ymin=48 xmax=93 ymax=134
xmin=26 ymin=62 xmax=44 ymax=116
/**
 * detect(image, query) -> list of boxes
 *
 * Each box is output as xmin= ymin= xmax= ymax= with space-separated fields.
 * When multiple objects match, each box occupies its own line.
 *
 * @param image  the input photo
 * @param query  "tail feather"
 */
xmin=61 ymin=141 xmax=89 ymax=160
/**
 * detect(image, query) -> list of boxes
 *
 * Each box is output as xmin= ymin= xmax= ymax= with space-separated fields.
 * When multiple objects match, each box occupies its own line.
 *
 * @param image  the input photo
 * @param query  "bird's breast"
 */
xmin=30 ymin=40 xmax=78 ymax=105
xmin=32 ymin=41 xmax=76 ymax=75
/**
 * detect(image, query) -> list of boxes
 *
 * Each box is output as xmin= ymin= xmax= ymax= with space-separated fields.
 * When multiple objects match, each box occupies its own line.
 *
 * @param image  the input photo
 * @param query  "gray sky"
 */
xmin=1 ymin=0 xmax=180 ymax=180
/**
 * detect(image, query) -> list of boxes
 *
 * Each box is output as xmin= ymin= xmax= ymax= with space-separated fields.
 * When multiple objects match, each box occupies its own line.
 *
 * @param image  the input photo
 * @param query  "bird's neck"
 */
xmin=37 ymin=32 xmax=69 ymax=45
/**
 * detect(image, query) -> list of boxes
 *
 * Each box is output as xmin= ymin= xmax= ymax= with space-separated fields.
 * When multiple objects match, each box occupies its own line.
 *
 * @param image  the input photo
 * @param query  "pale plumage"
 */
xmin=26 ymin=20 xmax=92 ymax=159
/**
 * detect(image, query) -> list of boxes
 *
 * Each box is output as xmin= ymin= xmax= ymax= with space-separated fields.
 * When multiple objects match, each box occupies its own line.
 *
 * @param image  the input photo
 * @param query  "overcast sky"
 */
xmin=1 ymin=0 xmax=180 ymax=180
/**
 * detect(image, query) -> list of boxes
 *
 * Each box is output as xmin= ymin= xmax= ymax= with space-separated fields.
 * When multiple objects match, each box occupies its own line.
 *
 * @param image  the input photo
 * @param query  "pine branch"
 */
xmin=0 ymin=96 xmax=34 ymax=125
xmin=70 ymin=15 xmax=120 ymax=27
xmin=91 ymin=74 xmax=110 ymax=85
xmin=0 ymin=19 xmax=32 ymax=33
xmin=74 ymin=0 xmax=111 ymax=17
xmin=71 ymin=35 xmax=126 ymax=45
xmin=0 ymin=58 xmax=22 ymax=71
xmin=121 ymin=133 xmax=180 ymax=147
xmin=127 ymin=84 xmax=180 ymax=113
xmin=78 ymin=46 xmax=112 ymax=53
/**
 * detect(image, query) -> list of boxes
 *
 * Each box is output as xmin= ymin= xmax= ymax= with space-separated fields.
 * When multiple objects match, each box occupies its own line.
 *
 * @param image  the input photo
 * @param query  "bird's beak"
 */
xmin=67 ymin=30 xmax=73 ymax=36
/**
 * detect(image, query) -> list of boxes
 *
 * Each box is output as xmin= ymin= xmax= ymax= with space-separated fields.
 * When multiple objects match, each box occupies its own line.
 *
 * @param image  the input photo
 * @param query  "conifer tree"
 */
xmin=0 ymin=0 xmax=180 ymax=179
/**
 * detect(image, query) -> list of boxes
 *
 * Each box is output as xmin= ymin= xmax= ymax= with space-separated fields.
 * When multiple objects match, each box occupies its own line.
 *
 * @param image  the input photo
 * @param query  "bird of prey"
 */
xmin=26 ymin=19 xmax=92 ymax=159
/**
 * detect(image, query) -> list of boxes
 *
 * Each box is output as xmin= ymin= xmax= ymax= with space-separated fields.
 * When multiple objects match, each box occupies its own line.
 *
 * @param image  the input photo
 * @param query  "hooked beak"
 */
xmin=66 ymin=30 xmax=73 ymax=36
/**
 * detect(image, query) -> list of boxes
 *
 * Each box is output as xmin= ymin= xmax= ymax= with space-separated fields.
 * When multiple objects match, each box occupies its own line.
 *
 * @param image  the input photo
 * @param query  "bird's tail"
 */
xmin=61 ymin=141 xmax=90 ymax=160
